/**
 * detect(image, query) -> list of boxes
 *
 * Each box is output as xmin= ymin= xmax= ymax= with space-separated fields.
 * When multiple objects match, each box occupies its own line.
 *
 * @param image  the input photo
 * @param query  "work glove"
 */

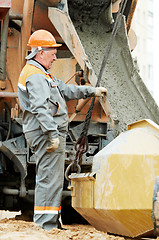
xmin=95 ymin=87 xmax=108 ymax=97
xmin=46 ymin=137 xmax=60 ymax=152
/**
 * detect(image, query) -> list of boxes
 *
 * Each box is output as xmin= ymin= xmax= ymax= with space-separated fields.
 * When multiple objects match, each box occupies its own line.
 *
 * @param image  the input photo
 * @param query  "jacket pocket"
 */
xmin=48 ymin=99 xmax=59 ymax=116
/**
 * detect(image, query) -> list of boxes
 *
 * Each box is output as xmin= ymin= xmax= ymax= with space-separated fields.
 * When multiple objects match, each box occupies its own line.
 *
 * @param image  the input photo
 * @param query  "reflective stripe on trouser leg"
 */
xmin=25 ymin=130 xmax=66 ymax=230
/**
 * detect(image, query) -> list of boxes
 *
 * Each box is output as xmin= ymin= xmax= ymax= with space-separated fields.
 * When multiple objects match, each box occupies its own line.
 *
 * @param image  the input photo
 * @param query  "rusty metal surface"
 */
xmin=112 ymin=0 xmax=138 ymax=34
xmin=32 ymin=2 xmax=62 ymax=42
xmin=21 ymin=0 xmax=35 ymax=68
xmin=67 ymin=98 xmax=108 ymax=123
xmin=0 ymin=0 xmax=62 ymax=95
xmin=10 ymin=0 xmax=24 ymax=15
xmin=0 ymin=12 xmax=9 ymax=88
xmin=126 ymin=0 xmax=138 ymax=33
xmin=37 ymin=0 xmax=61 ymax=7
xmin=0 ymin=0 xmax=11 ymax=19
xmin=48 ymin=8 xmax=90 ymax=76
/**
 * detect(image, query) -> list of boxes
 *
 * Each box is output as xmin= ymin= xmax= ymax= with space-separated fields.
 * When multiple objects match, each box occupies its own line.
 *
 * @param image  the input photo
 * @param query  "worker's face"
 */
xmin=42 ymin=48 xmax=57 ymax=70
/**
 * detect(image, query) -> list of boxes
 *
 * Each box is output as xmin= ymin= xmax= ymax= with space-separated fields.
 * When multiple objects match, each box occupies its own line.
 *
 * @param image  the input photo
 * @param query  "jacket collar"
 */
xmin=27 ymin=59 xmax=49 ymax=75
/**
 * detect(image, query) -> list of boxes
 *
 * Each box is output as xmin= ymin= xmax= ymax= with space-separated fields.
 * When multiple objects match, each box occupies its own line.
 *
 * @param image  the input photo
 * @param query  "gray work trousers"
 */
xmin=25 ymin=129 xmax=66 ymax=230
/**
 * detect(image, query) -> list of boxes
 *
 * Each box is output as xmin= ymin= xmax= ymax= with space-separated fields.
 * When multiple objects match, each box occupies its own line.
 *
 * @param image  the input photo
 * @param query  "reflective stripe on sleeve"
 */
xmin=18 ymin=82 xmax=26 ymax=91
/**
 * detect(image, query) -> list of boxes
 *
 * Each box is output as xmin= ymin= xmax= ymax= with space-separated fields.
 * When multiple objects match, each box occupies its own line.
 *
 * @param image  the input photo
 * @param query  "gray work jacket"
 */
xmin=18 ymin=60 xmax=96 ymax=138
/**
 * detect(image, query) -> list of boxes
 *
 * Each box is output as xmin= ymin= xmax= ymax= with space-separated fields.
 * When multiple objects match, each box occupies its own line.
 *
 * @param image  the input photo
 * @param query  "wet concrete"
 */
xmin=68 ymin=2 xmax=159 ymax=132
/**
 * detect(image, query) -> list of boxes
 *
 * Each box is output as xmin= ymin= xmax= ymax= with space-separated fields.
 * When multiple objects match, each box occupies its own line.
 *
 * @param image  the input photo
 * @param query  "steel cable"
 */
xmin=80 ymin=0 xmax=128 ymax=137
xmin=65 ymin=0 xmax=129 ymax=180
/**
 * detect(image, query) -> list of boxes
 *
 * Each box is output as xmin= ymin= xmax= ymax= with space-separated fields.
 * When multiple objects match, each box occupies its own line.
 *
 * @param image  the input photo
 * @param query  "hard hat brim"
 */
xmin=27 ymin=43 xmax=62 ymax=48
xmin=51 ymin=43 xmax=62 ymax=48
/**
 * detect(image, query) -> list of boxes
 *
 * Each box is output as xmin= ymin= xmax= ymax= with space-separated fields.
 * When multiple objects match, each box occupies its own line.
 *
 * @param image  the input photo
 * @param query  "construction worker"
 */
xmin=18 ymin=29 xmax=107 ymax=230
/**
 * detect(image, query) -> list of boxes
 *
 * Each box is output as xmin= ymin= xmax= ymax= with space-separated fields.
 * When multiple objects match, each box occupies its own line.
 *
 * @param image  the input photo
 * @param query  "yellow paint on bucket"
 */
xmin=70 ymin=119 xmax=159 ymax=237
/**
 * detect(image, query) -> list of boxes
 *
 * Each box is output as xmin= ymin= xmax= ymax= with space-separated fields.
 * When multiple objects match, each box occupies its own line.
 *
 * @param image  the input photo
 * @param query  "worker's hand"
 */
xmin=95 ymin=87 xmax=108 ymax=97
xmin=46 ymin=137 xmax=60 ymax=152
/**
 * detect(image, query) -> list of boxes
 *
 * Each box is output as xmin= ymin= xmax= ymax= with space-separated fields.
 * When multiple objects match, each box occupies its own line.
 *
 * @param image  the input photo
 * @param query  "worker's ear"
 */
xmin=37 ymin=50 xmax=45 ymax=59
xmin=40 ymin=50 xmax=45 ymax=56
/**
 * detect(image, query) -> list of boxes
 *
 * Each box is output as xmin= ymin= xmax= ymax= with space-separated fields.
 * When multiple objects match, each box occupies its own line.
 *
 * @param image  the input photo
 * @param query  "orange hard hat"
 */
xmin=27 ymin=29 xmax=62 ymax=48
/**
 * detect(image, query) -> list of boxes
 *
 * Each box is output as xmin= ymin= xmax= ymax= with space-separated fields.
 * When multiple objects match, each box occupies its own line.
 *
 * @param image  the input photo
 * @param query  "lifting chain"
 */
xmin=65 ymin=0 xmax=129 ymax=181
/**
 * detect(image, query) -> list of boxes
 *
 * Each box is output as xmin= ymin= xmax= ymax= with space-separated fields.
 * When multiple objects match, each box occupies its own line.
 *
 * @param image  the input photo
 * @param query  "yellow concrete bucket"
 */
xmin=70 ymin=119 xmax=159 ymax=237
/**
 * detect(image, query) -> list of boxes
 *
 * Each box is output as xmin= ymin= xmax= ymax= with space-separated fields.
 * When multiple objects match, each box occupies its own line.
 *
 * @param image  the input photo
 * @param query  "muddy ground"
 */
xmin=0 ymin=211 xmax=158 ymax=240
xmin=0 ymin=211 xmax=126 ymax=240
